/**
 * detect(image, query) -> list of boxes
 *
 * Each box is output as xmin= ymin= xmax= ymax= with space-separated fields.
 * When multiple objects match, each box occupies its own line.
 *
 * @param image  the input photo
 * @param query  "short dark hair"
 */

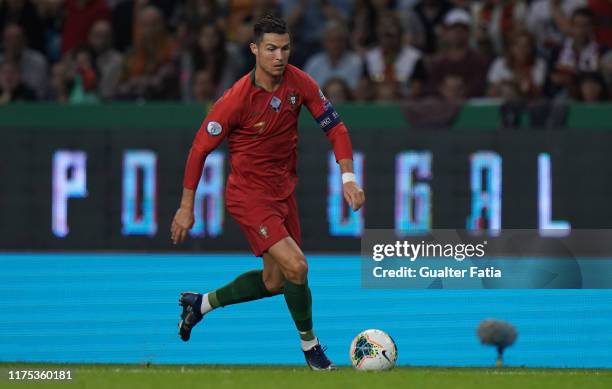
xmin=577 ymin=71 xmax=608 ymax=101
xmin=572 ymin=7 xmax=594 ymax=22
xmin=253 ymin=13 xmax=288 ymax=43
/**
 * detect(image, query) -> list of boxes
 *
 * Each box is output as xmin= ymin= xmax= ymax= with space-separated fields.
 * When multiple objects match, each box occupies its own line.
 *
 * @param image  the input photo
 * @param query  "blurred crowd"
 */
xmin=1 ymin=0 xmax=612 ymax=105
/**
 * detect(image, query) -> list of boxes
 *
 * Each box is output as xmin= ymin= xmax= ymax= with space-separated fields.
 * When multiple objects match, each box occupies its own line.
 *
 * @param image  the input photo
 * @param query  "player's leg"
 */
xmin=262 ymin=252 xmax=285 ymax=294
xmin=266 ymin=237 xmax=310 ymax=335
xmin=178 ymin=249 xmax=284 ymax=343
xmin=200 ymin=235 xmax=286 ymax=309
xmin=273 ymin=193 xmax=335 ymax=370
xmin=178 ymin=198 xmax=288 ymax=341
xmin=201 ymin=254 xmax=284 ymax=312
xmin=178 ymin=259 xmax=282 ymax=341
xmin=267 ymin=237 xmax=335 ymax=370
xmin=276 ymin=193 xmax=316 ymax=346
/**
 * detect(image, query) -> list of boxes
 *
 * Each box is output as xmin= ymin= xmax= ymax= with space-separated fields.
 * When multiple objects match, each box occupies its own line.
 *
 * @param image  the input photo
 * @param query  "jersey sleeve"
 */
xmin=183 ymin=96 xmax=238 ymax=190
xmin=301 ymin=72 xmax=353 ymax=162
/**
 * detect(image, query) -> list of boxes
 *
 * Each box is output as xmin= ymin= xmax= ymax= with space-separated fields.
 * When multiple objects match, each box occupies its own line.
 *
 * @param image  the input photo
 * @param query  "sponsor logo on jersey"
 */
xmin=206 ymin=121 xmax=222 ymax=136
xmin=270 ymin=96 xmax=282 ymax=112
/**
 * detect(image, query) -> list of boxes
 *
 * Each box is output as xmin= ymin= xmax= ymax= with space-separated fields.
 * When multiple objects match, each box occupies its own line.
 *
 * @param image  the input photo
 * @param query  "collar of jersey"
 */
xmin=250 ymin=66 xmax=285 ymax=92
xmin=250 ymin=67 xmax=259 ymax=88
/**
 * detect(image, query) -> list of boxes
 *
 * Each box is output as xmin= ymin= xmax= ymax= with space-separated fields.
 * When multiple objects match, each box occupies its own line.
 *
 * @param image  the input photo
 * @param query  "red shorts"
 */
xmin=226 ymin=192 xmax=302 ymax=257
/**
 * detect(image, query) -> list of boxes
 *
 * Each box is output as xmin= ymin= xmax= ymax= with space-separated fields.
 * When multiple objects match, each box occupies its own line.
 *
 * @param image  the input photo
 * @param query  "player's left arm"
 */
xmin=302 ymin=73 xmax=365 ymax=211
xmin=337 ymin=157 xmax=365 ymax=212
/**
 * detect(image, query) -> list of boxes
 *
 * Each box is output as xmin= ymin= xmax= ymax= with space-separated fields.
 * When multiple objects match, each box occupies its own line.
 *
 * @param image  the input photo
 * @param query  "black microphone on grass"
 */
xmin=477 ymin=319 xmax=518 ymax=367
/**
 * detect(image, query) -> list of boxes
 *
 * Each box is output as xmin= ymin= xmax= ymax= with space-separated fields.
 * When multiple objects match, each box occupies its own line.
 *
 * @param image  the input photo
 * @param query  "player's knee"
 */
xmin=263 ymin=274 xmax=284 ymax=295
xmin=283 ymin=253 xmax=308 ymax=284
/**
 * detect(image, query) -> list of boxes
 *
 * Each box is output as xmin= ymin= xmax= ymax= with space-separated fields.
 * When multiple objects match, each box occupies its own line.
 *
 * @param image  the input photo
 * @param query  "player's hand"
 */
xmin=343 ymin=181 xmax=365 ymax=211
xmin=171 ymin=207 xmax=195 ymax=245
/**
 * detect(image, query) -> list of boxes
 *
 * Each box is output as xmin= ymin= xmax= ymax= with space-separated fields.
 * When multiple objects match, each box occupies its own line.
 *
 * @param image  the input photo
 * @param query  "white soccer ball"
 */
xmin=349 ymin=329 xmax=397 ymax=371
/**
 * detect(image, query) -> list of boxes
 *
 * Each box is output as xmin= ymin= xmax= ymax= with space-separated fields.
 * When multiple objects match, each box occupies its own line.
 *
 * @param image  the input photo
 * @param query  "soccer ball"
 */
xmin=349 ymin=329 xmax=397 ymax=371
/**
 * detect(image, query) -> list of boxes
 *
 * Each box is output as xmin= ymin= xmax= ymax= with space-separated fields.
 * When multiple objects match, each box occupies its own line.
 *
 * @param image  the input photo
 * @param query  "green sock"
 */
xmin=283 ymin=279 xmax=313 ymax=336
xmin=299 ymin=330 xmax=316 ymax=341
xmin=208 ymin=270 xmax=274 ymax=308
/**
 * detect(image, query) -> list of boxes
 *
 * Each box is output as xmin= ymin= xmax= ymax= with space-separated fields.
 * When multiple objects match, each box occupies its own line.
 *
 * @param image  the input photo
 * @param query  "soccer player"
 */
xmin=170 ymin=14 xmax=365 ymax=370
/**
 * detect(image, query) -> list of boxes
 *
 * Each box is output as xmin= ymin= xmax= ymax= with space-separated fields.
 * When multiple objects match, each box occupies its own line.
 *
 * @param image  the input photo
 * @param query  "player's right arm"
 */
xmin=171 ymin=97 xmax=237 ymax=244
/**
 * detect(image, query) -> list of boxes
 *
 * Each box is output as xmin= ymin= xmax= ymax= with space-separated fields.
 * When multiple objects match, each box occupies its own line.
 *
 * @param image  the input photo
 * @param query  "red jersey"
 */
xmin=589 ymin=0 xmax=612 ymax=48
xmin=183 ymin=64 xmax=353 ymax=201
xmin=62 ymin=0 xmax=111 ymax=53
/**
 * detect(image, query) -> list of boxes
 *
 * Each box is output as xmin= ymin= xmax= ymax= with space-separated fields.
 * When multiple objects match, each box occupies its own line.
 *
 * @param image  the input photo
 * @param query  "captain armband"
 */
xmin=315 ymin=101 xmax=342 ymax=133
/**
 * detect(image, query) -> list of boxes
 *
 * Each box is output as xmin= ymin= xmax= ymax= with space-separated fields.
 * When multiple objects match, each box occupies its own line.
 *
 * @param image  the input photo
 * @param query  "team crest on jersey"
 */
xmin=270 ymin=96 xmax=282 ymax=112
xmin=258 ymin=224 xmax=269 ymax=239
xmin=286 ymin=91 xmax=300 ymax=111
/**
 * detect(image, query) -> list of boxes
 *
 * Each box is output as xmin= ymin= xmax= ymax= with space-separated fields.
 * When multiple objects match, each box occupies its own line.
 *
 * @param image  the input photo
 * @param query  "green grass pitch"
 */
xmin=1 ymin=364 xmax=610 ymax=389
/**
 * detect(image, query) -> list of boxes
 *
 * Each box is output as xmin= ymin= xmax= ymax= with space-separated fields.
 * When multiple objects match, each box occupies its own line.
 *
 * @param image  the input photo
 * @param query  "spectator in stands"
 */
xmin=575 ymin=71 xmax=608 ymax=101
xmin=192 ymin=69 xmax=216 ymax=102
xmin=496 ymin=79 xmax=522 ymax=101
xmin=112 ymin=0 xmax=181 ymax=52
xmin=226 ymin=0 xmax=260 ymax=42
xmin=546 ymin=7 xmax=603 ymax=97
xmin=601 ymin=50 xmax=612 ymax=88
xmin=351 ymin=0 xmax=396 ymax=54
xmin=351 ymin=0 xmax=374 ymax=54
xmin=322 ymin=77 xmax=353 ymax=103
xmin=181 ymin=0 xmax=224 ymax=34
xmin=281 ymin=0 xmax=353 ymax=67
xmin=70 ymin=46 xmax=100 ymax=103
xmin=449 ymin=0 xmax=470 ymax=8
xmin=303 ymin=21 xmax=363 ymax=91
xmin=353 ymin=76 xmax=376 ymax=101
xmin=174 ymin=0 xmax=223 ymax=52
xmin=365 ymin=12 xmax=426 ymax=98
xmin=429 ymin=8 xmax=489 ymax=98
xmin=551 ymin=0 xmax=612 ymax=49
xmin=472 ymin=0 xmax=528 ymax=58
xmin=588 ymin=0 xmax=612 ymax=48
xmin=180 ymin=22 xmax=243 ymax=101
xmin=0 ymin=59 xmax=36 ymax=103
xmin=526 ymin=0 xmax=586 ymax=59
xmin=62 ymin=0 xmax=111 ymax=54
xmin=50 ymin=59 xmax=72 ymax=102
xmin=35 ymin=0 xmax=64 ymax=63
xmin=88 ymin=20 xmax=123 ymax=101
xmin=117 ymin=6 xmax=179 ymax=100
xmin=0 ymin=0 xmax=45 ymax=52
xmin=0 ymin=24 xmax=48 ymax=99
xmin=487 ymin=30 xmax=547 ymax=99
xmin=438 ymin=73 xmax=467 ymax=102
xmin=400 ymin=0 xmax=453 ymax=54
xmin=113 ymin=0 xmax=138 ymax=51
xmin=226 ymin=0 xmax=253 ymax=46
xmin=49 ymin=46 xmax=100 ymax=104
xmin=375 ymin=80 xmax=401 ymax=101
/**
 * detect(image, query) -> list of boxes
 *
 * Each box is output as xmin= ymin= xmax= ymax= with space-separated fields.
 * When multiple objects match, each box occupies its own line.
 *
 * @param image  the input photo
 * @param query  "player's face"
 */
xmin=252 ymin=33 xmax=291 ymax=77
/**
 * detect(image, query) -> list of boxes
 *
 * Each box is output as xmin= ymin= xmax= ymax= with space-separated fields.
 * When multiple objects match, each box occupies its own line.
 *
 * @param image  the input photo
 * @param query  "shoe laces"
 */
xmin=310 ymin=344 xmax=331 ymax=366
